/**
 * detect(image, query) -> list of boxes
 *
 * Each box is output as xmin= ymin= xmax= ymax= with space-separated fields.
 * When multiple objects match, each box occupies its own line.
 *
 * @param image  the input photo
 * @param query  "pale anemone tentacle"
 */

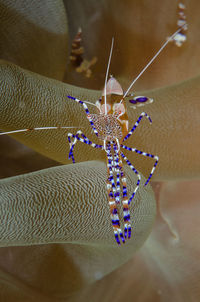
xmin=0 ymin=60 xmax=200 ymax=180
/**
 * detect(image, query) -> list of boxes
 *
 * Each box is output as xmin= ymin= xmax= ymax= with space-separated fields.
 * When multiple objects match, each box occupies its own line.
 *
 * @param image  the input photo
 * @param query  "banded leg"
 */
xmin=68 ymin=130 xmax=103 ymax=163
xmin=67 ymin=96 xmax=99 ymax=137
xmin=114 ymin=145 xmax=131 ymax=239
xmin=106 ymin=144 xmax=125 ymax=245
xmin=123 ymin=112 xmax=152 ymax=142
xmin=122 ymin=181 xmax=131 ymax=239
xmin=121 ymin=152 xmax=141 ymax=207
xmin=121 ymin=144 xmax=159 ymax=186
xmin=68 ymin=134 xmax=76 ymax=163
xmin=113 ymin=143 xmax=121 ymax=204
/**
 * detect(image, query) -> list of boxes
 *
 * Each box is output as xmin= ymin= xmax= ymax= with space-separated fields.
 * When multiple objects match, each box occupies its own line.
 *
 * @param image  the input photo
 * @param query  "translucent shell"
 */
xmin=102 ymin=77 xmax=123 ymax=96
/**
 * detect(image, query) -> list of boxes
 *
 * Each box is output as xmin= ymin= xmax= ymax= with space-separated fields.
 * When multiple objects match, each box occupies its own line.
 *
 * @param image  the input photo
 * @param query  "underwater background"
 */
xmin=0 ymin=0 xmax=200 ymax=301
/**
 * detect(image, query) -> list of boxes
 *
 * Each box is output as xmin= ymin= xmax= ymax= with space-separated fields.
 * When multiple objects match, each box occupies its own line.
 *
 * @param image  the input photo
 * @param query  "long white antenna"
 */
xmin=0 ymin=126 xmax=82 ymax=136
xmin=104 ymin=37 xmax=114 ymax=115
xmin=123 ymin=24 xmax=187 ymax=98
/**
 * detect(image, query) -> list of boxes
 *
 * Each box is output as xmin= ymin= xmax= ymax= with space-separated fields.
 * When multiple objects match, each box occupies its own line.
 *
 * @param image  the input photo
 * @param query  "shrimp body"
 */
xmin=67 ymin=77 xmax=158 ymax=244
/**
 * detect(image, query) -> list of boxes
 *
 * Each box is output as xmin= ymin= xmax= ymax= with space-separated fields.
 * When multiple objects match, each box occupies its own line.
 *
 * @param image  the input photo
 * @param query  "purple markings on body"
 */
xmin=129 ymin=96 xmax=148 ymax=104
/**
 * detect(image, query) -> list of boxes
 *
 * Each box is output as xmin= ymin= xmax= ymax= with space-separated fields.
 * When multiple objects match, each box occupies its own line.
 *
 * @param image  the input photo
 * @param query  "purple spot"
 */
xmin=129 ymin=99 xmax=137 ymax=104
xmin=135 ymin=96 xmax=148 ymax=103
xmin=129 ymin=96 xmax=148 ymax=104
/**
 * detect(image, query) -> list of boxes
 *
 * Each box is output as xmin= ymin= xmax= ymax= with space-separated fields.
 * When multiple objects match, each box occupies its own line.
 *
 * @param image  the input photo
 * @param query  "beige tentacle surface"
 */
xmin=0 ymin=0 xmax=68 ymax=80
xmin=0 ymin=161 xmax=156 ymax=299
xmin=0 ymin=161 xmax=155 ymax=248
xmin=0 ymin=60 xmax=200 ymax=180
